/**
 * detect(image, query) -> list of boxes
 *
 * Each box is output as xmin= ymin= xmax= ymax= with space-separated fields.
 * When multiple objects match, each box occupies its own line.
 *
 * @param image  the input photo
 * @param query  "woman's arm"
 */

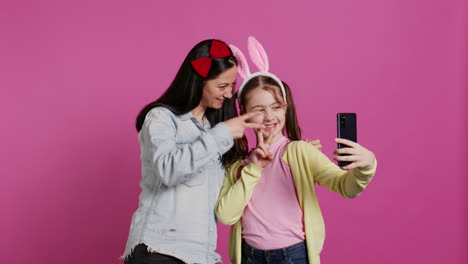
xmin=143 ymin=108 xmax=234 ymax=187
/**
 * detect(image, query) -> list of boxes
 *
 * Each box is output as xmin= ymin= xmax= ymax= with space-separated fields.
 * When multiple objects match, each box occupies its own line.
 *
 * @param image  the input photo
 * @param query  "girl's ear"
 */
xmin=247 ymin=36 xmax=269 ymax=72
xmin=229 ymin=44 xmax=250 ymax=80
xmin=239 ymin=105 xmax=246 ymax=115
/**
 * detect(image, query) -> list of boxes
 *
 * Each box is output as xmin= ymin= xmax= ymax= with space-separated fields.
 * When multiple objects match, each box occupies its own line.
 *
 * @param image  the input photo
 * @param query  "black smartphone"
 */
xmin=337 ymin=113 xmax=357 ymax=167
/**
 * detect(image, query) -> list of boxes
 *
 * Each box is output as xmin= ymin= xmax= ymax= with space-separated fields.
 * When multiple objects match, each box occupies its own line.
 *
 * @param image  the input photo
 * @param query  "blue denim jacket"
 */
xmin=123 ymin=107 xmax=234 ymax=263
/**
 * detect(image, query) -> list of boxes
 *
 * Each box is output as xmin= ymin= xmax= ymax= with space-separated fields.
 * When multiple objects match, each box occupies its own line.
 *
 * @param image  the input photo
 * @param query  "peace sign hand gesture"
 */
xmin=250 ymin=129 xmax=274 ymax=168
xmin=224 ymin=111 xmax=265 ymax=139
xmin=333 ymin=138 xmax=376 ymax=170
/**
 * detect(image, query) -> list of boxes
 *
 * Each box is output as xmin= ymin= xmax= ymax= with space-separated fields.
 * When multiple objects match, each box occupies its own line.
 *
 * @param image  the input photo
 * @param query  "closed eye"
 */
xmin=219 ymin=82 xmax=236 ymax=90
xmin=251 ymin=107 xmax=265 ymax=112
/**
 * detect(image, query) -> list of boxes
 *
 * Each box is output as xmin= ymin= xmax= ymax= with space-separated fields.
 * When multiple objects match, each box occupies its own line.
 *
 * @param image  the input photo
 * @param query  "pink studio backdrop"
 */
xmin=1 ymin=0 xmax=466 ymax=263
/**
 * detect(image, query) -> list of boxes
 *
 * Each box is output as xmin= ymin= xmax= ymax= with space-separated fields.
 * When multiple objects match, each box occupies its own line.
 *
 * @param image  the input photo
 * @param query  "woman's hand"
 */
xmin=250 ymin=129 xmax=274 ymax=168
xmin=224 ymin=112 xmax=264 ymax=139
xmin=305 ymin=139 xmax=322 ymax=151
xmin=333 ymin=138 xmax=376 ymax=170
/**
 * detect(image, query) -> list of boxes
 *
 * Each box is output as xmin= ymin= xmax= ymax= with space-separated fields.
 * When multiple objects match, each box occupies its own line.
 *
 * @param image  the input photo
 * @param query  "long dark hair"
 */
xmin=236 ymin=75 xmax=302 ymax=158
xmin=135 ymin=39 xmax=245 ymax=166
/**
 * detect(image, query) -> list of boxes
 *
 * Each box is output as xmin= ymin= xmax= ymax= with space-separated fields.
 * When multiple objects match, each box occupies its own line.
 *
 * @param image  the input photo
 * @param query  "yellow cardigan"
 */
xmin=216 ymin=140 xmax=377 ymax=264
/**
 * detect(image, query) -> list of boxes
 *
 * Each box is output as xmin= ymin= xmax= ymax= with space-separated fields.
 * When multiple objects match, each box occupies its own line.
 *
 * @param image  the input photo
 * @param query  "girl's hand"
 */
xmin=250 ymin=129 xmax=274 ymax=168
xmin=224 ymin=112 xmax=265 ymax=139
xmin=333 ymin=138 xmax=376 ymax=170
xmin=305 ymin=139 xmax=322 ymax=151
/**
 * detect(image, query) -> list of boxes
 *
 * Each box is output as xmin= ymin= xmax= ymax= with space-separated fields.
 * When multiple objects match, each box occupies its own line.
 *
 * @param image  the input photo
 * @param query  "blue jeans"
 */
xmin=241 ymin=240 xmax=309 ymax=264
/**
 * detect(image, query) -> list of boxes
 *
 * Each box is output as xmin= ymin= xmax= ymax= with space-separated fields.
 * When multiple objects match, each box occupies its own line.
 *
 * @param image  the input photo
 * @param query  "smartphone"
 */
xmin=337 ymin=113 xmax=357 ymax=167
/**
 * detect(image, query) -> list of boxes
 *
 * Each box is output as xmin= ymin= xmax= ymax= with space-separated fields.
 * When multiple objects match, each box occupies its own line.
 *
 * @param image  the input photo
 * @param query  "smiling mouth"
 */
xmin=264 ymin=124 xmax=277 ymax=130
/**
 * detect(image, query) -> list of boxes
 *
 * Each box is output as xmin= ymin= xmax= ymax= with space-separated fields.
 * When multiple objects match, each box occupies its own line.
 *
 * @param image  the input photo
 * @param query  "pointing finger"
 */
xmin=245 ymin=123 xmax=265 ymax=130
xmin=256 ymin=129 xmax=264 ymax=145
xmin=240 ymin=111 xmax=262 ymax=120
xmin=263 ymin=129 xmax=273 ymax=146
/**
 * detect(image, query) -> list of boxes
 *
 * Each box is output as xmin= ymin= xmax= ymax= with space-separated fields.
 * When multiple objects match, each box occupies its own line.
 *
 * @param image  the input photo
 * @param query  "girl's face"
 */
xmin=199 ymin=66 xmax=237 ymax=110
xmin=243 ymin=87 xmax=286 ymax=144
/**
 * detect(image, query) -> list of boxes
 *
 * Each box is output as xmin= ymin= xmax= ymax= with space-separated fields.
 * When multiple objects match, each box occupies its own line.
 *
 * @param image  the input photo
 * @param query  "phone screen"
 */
xmin=337 ymin=113 xmax=357 ymax=166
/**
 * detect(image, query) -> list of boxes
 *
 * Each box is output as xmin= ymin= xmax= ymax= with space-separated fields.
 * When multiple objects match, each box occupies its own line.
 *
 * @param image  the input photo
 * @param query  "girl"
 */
xmin=216 ymin=37 xmax=377 ymax=264
xmin=122 ymin=39 xmax=265 ymax=264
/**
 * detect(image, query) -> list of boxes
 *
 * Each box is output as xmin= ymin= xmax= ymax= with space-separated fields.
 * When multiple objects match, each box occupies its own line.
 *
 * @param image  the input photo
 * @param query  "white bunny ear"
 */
xmin=248 ymin=36 xmax=269 ymax=72
xmin=229 ymin=44 xmax=250 ymax=80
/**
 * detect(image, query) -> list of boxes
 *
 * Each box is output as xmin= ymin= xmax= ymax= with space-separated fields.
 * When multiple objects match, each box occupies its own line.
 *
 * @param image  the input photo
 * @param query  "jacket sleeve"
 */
xmin=301 ymin=141 xmax=377 ymax=199
xmin=142 ymin=108 xmax=234 ymax=187
xmin=216 ymin=161 xmax=263 ymax=225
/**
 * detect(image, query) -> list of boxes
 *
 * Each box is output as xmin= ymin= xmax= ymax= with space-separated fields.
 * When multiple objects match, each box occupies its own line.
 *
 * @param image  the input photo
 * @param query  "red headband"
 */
xmin=191 ymin=40 xmax=231 ymax=78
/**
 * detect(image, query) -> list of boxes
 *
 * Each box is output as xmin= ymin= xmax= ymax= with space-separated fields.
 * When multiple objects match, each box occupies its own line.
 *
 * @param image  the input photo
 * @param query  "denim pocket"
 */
xmin=174 ymin=141 xmax=206 ymax=187
xmin=288 ymin=249 xmax=308 ymax=264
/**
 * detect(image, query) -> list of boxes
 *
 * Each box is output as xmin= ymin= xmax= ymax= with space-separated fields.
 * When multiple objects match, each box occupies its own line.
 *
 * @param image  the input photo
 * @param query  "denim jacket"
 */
xmin=123 ymin=107 xmax=234 ymax=263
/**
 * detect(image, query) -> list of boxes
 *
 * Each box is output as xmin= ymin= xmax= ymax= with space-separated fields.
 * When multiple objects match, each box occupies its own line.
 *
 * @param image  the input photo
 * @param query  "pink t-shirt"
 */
xmin=241 ymin=136 xmax=305 ymax=250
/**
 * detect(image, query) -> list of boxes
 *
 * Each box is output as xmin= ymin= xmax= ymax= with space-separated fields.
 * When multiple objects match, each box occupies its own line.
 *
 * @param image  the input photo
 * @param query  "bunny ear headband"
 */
xmin=229 ymin=36 xmax=287 ymax=104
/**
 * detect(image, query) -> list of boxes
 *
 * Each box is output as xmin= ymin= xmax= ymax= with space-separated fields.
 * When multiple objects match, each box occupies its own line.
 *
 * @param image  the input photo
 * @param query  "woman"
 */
xmin=122 ymin=39 xmax=264 ymax=264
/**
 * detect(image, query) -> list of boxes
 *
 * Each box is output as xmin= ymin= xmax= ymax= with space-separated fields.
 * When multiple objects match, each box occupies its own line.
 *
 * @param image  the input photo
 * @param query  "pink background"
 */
xmin=1 ymin=0 xmax=466 ymax=263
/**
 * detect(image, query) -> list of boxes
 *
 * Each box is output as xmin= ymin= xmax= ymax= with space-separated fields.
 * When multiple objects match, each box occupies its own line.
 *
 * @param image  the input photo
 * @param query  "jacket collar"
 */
xmin=178 ymin=112 xmax=193 ymax=121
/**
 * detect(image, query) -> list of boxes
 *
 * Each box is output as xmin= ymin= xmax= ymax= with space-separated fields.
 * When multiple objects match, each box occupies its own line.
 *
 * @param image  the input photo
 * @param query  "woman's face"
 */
xmin=199 ymin=66 xmax=237 ymax=109
xmin=243 ymin=87 xmax=287 ymax=143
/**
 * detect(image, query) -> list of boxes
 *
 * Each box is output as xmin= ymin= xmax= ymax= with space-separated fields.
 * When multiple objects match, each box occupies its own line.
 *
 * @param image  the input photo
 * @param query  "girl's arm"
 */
xmin=305 ymin=141 xmax=377 ymax=198
xmin=216 ymin=129 xmax=274 ymax=225
xmin=215 ymin=161 xmax=263 ymax=225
